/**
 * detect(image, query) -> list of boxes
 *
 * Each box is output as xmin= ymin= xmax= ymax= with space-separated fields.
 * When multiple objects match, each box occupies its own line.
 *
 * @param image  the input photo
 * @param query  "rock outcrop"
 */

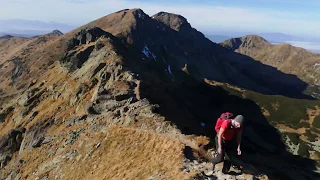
xmin=0 ymin=128 xmax=26 ymax=168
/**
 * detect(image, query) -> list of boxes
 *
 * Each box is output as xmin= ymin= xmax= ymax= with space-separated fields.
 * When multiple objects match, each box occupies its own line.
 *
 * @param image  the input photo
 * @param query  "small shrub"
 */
xmin=299 ymin=121 xmax=310 ymax=128
xmin=313 ymin=116 xmax=320 ymax=128
xmin=286 ymin=133 xmax=300 ymax=145
xmin=310 ymin=127 xmax=320 ymax=134
xmin=314 ymin=151 xmax=320 ymax=159
xmin=243 ymin=91 xmax=319 ymax=129
xmin=304 ymin=130 xmax=317 ymax=142
xmin=297 ymin=142 xmax=310 ymax=157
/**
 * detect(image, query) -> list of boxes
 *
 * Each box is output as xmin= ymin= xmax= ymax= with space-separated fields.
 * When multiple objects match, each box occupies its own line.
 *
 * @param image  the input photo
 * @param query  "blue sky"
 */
xmin=0 ymin=0 xmax=319 ymax=38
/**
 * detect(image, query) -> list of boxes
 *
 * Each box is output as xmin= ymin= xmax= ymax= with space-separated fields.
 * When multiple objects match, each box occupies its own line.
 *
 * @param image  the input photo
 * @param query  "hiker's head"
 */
xmin=232 ymin=115 xmax=244 ymax=128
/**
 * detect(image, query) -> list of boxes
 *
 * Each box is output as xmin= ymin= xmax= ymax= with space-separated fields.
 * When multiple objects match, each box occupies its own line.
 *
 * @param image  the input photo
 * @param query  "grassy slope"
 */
xmin=206 ymin=80 xmax=320 ymax=160
xmin=242 ymin=91 xmax=318 ymax=129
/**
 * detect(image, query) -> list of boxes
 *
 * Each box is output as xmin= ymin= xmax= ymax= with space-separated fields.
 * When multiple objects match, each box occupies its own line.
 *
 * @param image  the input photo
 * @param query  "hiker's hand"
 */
xmin=218 ymin=147 xmax=222 ymax=154
xmin=237 ymin=147 xmax=241 ymax=155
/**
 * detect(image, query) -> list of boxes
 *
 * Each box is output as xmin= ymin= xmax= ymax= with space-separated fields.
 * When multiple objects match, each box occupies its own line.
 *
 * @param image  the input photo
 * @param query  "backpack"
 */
xmin=215 ymin=112 xmax=234 ymax=132
xmin=220 ymin=112 xmax=234 ymax=120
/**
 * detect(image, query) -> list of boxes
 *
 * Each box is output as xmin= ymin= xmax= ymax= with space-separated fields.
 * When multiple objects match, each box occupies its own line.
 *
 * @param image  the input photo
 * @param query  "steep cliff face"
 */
xmin=0 ymin=9 xmax=319 ymax=180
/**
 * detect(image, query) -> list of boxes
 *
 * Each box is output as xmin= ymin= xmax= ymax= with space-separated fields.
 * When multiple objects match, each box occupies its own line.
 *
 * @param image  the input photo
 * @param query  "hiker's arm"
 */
xmin=236 ymin=129 xmax=242 ymax=149
xmin=217 ymin=128 xmax=225 ymax=153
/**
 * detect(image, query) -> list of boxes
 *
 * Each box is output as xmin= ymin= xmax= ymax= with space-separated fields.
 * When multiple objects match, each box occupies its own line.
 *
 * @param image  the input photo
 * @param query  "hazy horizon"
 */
xmin=1 ymin=1 xmax=320 ymax=53
xmin=2 ymin=19 xmax=320 ymax=54
xmin=0 ymin=0 xmax=319 ymax=39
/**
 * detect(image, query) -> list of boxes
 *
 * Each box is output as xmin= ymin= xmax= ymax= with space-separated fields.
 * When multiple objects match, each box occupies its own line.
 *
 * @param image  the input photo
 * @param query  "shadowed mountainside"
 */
xmin=221 ymin=35 xmax=320 ymax=99
xmin=70 ymin=9 xmax=313 ymax=99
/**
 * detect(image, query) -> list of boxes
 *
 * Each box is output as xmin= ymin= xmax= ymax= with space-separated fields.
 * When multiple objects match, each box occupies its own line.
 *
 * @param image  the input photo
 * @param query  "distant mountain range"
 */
xmin=206 ymin=33 xmax=320 ymax=53
xmin=0 ymin=19 xmax=76 ymax=37
xmin=207 ymin=32 xmax=320 ymax=43
xmin=2 ymin=19 xmax=319 ymax=48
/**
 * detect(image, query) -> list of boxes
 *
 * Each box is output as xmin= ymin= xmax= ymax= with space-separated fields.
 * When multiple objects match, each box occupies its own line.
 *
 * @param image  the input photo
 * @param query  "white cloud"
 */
xmin=0 ymin=0 xmax=319 ymax=37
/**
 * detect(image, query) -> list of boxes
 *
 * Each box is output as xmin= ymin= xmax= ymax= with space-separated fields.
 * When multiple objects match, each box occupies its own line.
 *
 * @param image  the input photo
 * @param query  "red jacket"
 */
xmin=215 ymin=118 xmax=242 ymax=140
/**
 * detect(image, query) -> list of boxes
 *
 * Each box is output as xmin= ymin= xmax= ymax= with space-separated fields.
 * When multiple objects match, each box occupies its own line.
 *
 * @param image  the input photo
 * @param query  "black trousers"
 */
xmin=212 ymin=136 xmax=238 ymax=172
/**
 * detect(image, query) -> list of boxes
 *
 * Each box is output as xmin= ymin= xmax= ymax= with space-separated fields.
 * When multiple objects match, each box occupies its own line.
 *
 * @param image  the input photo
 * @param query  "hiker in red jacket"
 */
xmin=212 ymin=113 xmax=244 ymax=174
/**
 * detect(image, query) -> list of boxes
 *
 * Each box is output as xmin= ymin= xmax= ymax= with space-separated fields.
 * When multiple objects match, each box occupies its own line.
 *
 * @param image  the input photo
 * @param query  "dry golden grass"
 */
xmin=0 ymin=62 xmax=81 ymax=135
xmin=16 ymin=126 xmax=194 ymax=180
xmin=310 ymin=151 xmax=320 ymax=161
xmin=0 ymin=109 xmax=16 ymax=136
xmin=0 ymin=37 xmax=30 ymax=63
xmin=134 ymin=80 xmax=141 ymax=100
xmin=261 ymin=107 xmax=270 ymax=116
xmin=276 ymin=124 xmax=306 ymax=134
xmin=271 ymin=102 xmax=279 ymax=111
xmin=204 ymin=79 xmax=245 ymax=92
xmin=0 ymin=34 xmax=64 ymax=95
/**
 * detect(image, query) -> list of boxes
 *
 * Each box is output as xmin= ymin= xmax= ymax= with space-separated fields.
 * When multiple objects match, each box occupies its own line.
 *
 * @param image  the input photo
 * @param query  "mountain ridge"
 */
xmin=0 ymin=8 xmax=319 ymax=180
xmin=78 ymin=9 xmax=315 ymax=99
xmin=221 ymin=35 xmax=320 ymax=99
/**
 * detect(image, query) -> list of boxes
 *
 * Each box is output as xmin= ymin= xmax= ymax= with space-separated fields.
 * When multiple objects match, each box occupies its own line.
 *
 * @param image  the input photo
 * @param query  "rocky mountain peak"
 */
xmin=60 ymin=27 xmax=119 ymax=72
xmin=242 ymin=35 xmax=269 ymax=43
xmin=0 ymin=34 xmax=14 ymax=39
xmin=50 ymin=30 xmax=63 ymax=36
xmin=221 ymin=35 xmax=270 ymax=51
xmin=131 ymin=8 xmax=148 ymax=20
xmin=152 ymin=11 xmax=191 ymax=31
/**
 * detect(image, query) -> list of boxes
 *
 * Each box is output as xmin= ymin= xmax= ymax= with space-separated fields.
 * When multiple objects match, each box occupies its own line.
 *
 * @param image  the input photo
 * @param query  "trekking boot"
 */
xmin=222 ymin=160 xmax=231 ymax=174
xmin=232 ymin=165 xmax=242 ymax=174
xmin=222 ymin=167 xmax=229 ymax=174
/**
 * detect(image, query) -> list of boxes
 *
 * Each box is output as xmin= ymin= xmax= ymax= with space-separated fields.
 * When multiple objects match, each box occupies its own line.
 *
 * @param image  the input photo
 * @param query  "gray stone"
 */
xmin=26 ymin=111 xmax=38 ymax=124
xmin=204 ymin=170 xmax=214 ymax=176
xmin=86 ymin=103 xmax=99 ymax=114
xmin=32 ymin=136 xmax=54 ymax=148
xmin=0 ymin=106 xmax=14 ymax=123
xmin=65 ymin=115 xmax=88 ymax=127
xmin=0 ymin=128 xmax=26 ymax=168
xmin=65 ymin=129 xmax=85 ymax=145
